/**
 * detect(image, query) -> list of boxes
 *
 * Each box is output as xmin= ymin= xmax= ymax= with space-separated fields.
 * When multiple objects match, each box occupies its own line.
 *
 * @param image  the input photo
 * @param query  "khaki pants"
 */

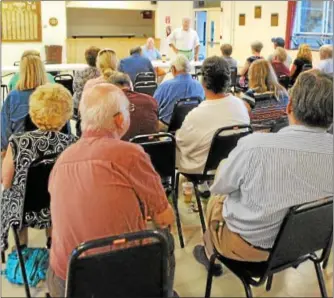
xmin=204 ymin=196 xmax=270 ymax=262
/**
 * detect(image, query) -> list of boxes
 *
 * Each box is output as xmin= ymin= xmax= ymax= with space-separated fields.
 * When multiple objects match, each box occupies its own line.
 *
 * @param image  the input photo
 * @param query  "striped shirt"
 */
xmin=211 ymin=125 xmax=333 ymax=249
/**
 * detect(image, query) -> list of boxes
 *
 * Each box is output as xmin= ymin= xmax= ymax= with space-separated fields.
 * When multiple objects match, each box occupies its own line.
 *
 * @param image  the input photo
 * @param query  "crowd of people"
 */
xmin=0 ymin=16 xmax=333 ymax=297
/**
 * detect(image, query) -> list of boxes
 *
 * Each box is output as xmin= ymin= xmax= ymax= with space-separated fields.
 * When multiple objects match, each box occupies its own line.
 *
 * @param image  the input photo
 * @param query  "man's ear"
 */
xmin=114 ymin=113 xmax=124 ymax=129
xmin=286 ymin=99 xmax=293 ymax=115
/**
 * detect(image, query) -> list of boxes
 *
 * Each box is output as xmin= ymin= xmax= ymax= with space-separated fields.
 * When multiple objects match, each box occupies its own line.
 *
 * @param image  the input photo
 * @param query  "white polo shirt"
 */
xmin=168 ymin=28 xmax=200 ymax=51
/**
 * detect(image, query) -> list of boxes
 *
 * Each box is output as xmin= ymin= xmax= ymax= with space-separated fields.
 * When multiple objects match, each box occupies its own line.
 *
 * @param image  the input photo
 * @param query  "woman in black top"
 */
xmin=290 ymin=44 xmax=313 ymax=85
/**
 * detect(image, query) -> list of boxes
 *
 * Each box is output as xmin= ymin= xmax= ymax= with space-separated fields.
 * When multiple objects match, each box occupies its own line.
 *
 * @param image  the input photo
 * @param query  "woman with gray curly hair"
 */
xmin=176 ymin=56 xmax=250 ymax=175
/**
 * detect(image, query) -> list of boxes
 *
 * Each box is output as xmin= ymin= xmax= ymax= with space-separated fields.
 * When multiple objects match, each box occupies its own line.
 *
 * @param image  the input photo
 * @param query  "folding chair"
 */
xmin=205 ymin=197 xmax=333 ymax=298
xmin=168 ymin=97 xmax=202 ymax=133
xmin=130 ymin=133 xmax=184 ymax=248
xmin=54 ymin=74 xmax=74 ymax=95
xmin=302 ymin=63 xmax=313 ymax=72
xmin=135 ymin=72 xmax=156 ymax=84
xmin=230 ymin=67 xmax=238 ymax=93
xmin=1 ymin=84 xmax=8 ymax=103
xmin=11 ymin=153 xmax=59 ymax=298
xmin=65 ymin=230 xmax=170 ymax=298
xmin=134 ymin=81 xmax=158 ymax=96
xmin=176 ymin=125 xmax=253 ymax=233
xmin=24 ymin=114 xmax=69 ymax=134
xmin=278 ymin=75 xmax=290 ymax=89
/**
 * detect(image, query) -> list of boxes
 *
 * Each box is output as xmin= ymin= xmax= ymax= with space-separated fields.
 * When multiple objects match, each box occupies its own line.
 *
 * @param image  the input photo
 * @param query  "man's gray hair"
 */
xmin=171 ymin=54 xmax=191 ymax=73
xmin=290 ymin=70 xmax=333 ymax=128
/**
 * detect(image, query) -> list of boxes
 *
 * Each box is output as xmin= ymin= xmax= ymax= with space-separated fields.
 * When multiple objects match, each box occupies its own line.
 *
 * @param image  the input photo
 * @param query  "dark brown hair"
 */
xmin=85 ymin=46 xmax=101 ymax=67
xmin=220 ymin=44 xmax=233 ymax=57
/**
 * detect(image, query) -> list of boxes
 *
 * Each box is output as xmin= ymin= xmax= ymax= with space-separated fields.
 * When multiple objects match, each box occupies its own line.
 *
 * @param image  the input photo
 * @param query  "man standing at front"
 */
xmin=168 ymin=17 xmax=200 ymax=61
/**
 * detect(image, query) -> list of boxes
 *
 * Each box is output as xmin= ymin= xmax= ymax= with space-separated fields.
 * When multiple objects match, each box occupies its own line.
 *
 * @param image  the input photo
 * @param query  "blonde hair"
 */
xmin=297 ymin=44 xmax=312 ymax=62
xmin=248 ymin=59 xmax=288 ymax=100
xmin=319 ymin=45 xmax=333 ymax=60
xmin=16 ymin=50 xmax=47 ymax=91
xmin=274 ymin=47 xmax=287 ymax=63
xmin=29 ymin=83 xmax=73 ymax=131
xmin=96 ymin=48 xmax=118 ymax=80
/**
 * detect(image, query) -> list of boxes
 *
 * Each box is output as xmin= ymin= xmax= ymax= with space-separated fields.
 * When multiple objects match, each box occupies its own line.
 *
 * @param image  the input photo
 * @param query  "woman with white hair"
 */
xmin=316 ymin=45 xmax=333 ymax=74
xmin=153 ymin=54 xmax=205 ymax=127
xmin=46 ymin=83 xmax=176 ymax=297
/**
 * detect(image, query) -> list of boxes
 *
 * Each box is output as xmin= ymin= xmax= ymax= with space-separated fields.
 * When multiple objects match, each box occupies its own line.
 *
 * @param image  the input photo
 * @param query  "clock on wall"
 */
xmin=49 ymin=17 xmax=58 ymax=27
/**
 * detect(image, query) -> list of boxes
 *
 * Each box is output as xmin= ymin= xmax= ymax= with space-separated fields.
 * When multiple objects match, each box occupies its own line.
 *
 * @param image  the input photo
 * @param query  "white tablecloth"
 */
xmin=2 ymin=61 xmax=203 ymax=74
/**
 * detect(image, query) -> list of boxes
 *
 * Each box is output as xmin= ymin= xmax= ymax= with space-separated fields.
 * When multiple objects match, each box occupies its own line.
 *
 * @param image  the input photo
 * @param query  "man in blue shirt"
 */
xmin=153 ymin=54 xmax=205 ymax=126
xmin=142 ymin=38 xmax=162 ymax=61
xmin=119 ymin=46 xmax=155 ymax=84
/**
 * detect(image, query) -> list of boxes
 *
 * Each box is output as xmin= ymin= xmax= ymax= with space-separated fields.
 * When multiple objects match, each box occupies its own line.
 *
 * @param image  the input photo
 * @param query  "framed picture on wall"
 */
xmin=271 ymin=14 xmax=279 ymax=26
xmin=255 ymin=6 xmax=262 ymax=19
xmin=239 ymin=14 xmax=246 ymax=26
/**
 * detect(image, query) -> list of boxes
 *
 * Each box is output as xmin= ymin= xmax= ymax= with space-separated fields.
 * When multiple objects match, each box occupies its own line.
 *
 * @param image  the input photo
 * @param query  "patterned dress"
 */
xmin=1 ymin=130 xmax=76 ymax=250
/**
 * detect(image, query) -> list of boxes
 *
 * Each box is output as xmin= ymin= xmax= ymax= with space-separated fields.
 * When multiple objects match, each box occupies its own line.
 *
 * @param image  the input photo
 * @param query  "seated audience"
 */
xmin=315 ymin=45 xmax=333 ymax=74
xmin=8 ymin=50 xmax=55 ymax=91
xmin=84 ymin=48 xmax=118 ymax=90
xmin=73 ymin=46 xmax=100 ymax=110
xmin=47 ymin=83 xmax=175 ymax=297
xmin=242 ymin=59 xmax=289 ymax=127
xmin=194 ymin=69 xmax=333 ymax=273
xmin=142 ymin=37 xmax=162 ymax=61
xmin=1 ymin=51 xmax=48 ymax=155
xmin=268 ymin=37 xmax=292 ymax=68
xmin=239 ymin=41 xmax=264 ymax=84
xmin=271 ymin=47 xmax=290 ymax=77
xmin=119 ymin=46 xmax=155 ymax=84
xmin=154 ymin=54 xmax=205 ymax=126
xmin=176 ymin=56 xmax=250 ymax=174
xmin=108 ymin=72 xmax=159 ymax=141
xmin=1 ymin=83 xmax=75 ymax=251
xmin=220 ymin=44 xmax=238 ymax=69
xmin=290 ymin=44 xmax=313 ymax=85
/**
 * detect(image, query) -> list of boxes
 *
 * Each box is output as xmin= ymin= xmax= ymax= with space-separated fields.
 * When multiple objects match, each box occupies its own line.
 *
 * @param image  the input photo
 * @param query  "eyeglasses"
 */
xmin=113 ymin=104 xmax=135 ymax=117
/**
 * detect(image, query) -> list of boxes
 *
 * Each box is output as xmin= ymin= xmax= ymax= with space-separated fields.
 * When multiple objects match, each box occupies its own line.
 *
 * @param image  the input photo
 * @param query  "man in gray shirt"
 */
xmin=220 ymin=43 xmax=238 ymax=69
xmin=194 ymin=70 xmax=333 ymax=275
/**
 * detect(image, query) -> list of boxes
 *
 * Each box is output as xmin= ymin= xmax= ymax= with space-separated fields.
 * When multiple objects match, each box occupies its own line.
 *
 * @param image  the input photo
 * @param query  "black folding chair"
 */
xmin=130 ymin=133 xmax=184 ymax=248
xmin=24 ymin=114 xmax=69 ymax=134
xmin=302 ymin=63 xmax=313 ymax=72
xmin=65 ymin=230 xmax=170 ymax=298
xmin=168 ymin=97 xmax=201 ymax=133
xmin=12 ymin=153 xmax=59 ymax=298
xmin=176 ymin=125 xmax=253 ymax=233
xmin=1 ymin=84 xmax=8 ymax=103
xmin=205 ymin=197 xmax=333 ymax=298
xmin=54 ymin=74 xmax=74 ymax=95
xmin=230 ymin=67 xmax=238 ymax=92
xmin=135 ymin=72 xmax=156 ymax=84
xmin=278 ymin=75 xmax=290 ymax=89
xmin=134 ymin=81 xmax=158 ymax=96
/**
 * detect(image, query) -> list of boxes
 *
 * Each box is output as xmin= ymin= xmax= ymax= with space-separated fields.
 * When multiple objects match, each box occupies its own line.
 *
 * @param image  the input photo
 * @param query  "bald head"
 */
xmin=182 ymin=17 xmax=191 ymax=31
xmin=80 ymin=83 xmax=130 ymax=136
xmin=146 ymin=37 xmax=155 ymax=49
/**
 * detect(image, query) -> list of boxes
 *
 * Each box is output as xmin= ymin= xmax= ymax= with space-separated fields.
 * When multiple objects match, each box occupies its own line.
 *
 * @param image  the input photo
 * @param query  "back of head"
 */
xmin=249 ymin=59 xmax=287 ymax=98
xmin=130 ymin=46 xmax=142 ymax=56
xmin=17 ymin=51 xmax=47 ymax=91
xmin=297 ymin=44 xmax=312 ymax=62
xmin=290 ymin=70 xmax=333 ymax=128
xmin=107 ymin=71 xmax=133 ymax=90
xmin=201 ymin=56 xmax=230 ymax=94
xmin=274 ymin=47 xmax=287 ymax=63
xmin=220 ymin=44 xmax=233 ymax=57
xmin=171 ymin=54 xmax=191 ymax=73
xmin=251 ymin=41 xmax=263 ymax=53
xmin=319 ymin=45 xmax=333 ymax=60
xmin=29 ymin=83 xmax=73 ymax=131
xmin=96 ymin=48 xmax=118 ymax=80
xmin=85 ymin=46 xmax=101 ymax=67
xmin=80 ymin=83 xmax=129 ymax=132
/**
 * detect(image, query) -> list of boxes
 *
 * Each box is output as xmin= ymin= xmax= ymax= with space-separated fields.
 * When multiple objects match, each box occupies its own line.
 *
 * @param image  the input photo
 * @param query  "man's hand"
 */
xmin=194 ymin=55 xmax=199 ymax=62
xmin=169 ymin=44 xmax=178 ymax=54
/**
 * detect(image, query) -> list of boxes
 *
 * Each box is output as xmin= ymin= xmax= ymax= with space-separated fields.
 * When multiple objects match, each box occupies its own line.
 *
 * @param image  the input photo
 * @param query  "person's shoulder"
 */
xmin=130 ymin=91 xmax=157 ymax=105
xmin=236 ymin=132 xmax=279 ymax=152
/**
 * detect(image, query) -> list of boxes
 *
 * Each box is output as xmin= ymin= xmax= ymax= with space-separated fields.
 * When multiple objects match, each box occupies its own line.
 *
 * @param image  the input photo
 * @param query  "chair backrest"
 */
xmin=54 ymin=74 xmax=74 ymax=95
xmin=203 ymin=125 xmax=252 ymax=175
xmin=130 ymin=133 xmax=175 ymax=186
xmin=254 ymin=93 xmax=275 ymax=102
xmin=267 ymin=197 xmax=333 ymax=271
xmin=135 ymin=72 xmax=156 ymax=84
xmin=278 ymin=75 xmax=290 ymax=89
xmin=168 ymin=97 xmax=201 ymax=133
xmin=230 ymin=67 xmax=238 ymax=87
xmin=13 ymin=61 xmax=20 ymax=66
xmin=302 ymin=63 xmax=312 ymax=72
xmin=65 ymin=230 xmax=169 ymax=298
xmin=134 ymin=81 xmax=158 ymax=96
xmin=23 ymin=153 xmax=58 ymax=214
xmin=24 ymin=114 xmax=69 ymax=134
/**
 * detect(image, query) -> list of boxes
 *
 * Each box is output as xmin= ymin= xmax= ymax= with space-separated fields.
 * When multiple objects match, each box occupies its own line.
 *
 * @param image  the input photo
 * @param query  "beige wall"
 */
xmin=67 ymin=8 xmax=155 ymax=38
xmin=221 ymin=1 xmax=320 ymax=66
xmin=66 ymin=1 xmax=157 ymax=10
